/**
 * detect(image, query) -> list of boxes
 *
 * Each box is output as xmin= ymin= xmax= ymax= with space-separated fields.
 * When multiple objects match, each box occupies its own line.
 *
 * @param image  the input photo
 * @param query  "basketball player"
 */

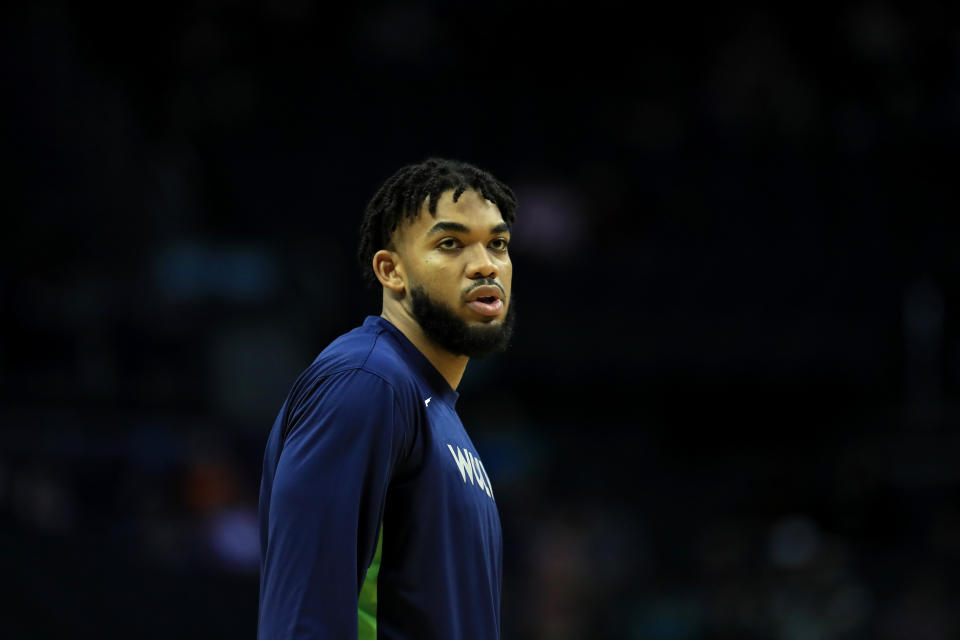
xmin=257 ymin=158 xmax=517 ymax=639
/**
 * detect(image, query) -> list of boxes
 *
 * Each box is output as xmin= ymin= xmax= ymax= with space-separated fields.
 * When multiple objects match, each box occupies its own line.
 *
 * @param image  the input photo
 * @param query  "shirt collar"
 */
xmin=363 ymin=316 xmax=460 ymax=408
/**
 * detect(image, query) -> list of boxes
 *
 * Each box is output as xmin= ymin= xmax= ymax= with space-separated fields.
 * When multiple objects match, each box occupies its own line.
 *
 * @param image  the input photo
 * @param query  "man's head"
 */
xmin=358 ymin=158 xmax=517 ymax=358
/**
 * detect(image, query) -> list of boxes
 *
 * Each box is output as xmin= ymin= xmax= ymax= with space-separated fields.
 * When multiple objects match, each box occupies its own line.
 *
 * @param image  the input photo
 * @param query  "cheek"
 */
xmin=410 ymin=259 xmax=459 ymax=296
xmin=501 ymin=259 xmax=513 ymax=287
xmin=416 ymin=257 xmax=454 ymax=284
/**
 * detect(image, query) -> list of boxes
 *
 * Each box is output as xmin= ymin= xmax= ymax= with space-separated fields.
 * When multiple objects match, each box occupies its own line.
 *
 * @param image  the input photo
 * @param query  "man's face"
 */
xmin=393 ymin=189 xmax=515 ymax=358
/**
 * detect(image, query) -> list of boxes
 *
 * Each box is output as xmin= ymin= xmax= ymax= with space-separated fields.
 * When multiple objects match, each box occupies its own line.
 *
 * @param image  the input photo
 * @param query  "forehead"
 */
xmin=402 ymin=189 xmax=506 ymax=239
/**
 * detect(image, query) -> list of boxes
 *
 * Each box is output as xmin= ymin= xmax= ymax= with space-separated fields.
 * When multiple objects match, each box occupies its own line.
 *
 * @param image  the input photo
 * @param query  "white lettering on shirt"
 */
xmin=446 ymin=444 xmax=495 ymax=501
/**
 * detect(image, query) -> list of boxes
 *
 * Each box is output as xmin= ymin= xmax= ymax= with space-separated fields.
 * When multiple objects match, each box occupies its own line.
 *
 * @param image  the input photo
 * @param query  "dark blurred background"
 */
xmin=2 ymin=2 xmax=959 ymax=638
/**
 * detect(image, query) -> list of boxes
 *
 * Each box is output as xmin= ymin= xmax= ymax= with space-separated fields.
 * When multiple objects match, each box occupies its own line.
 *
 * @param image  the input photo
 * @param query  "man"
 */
xmin=257 ymin=158 xmax=517 ymax=639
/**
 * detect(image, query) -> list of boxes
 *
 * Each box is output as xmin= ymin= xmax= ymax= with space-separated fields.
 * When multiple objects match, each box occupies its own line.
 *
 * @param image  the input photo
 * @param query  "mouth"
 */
xmin=465 ymin=285 xmax=505 ymax=317
xmin=466 ymin=296 xmax=503 ymax=316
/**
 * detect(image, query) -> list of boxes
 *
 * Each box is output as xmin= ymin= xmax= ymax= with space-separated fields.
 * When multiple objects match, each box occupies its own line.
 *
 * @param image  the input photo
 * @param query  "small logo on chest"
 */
xmin=446 ymin=444 xmax=495 ymax=500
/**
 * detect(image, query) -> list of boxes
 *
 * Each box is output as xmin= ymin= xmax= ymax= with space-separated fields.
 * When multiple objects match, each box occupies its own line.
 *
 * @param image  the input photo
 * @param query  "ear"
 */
xmin=372 ymin=249 xmax=405 ymax=295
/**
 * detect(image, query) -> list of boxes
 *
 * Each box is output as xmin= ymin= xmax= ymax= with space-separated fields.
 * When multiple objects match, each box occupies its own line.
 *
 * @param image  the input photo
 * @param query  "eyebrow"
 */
xmin=426 ymin=221 xmax=511 ymax=237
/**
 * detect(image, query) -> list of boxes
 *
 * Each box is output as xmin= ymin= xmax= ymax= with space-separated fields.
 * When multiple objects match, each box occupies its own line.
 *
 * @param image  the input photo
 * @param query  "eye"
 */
xmin=438 ymin=238 xmax=461 ymax=250
xmin=489 ymin=238 xmax=510 ymax=252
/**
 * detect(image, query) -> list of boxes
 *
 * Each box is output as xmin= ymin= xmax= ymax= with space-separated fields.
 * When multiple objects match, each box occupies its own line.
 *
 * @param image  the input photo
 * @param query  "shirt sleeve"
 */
xmin=258 ymin=369 xmax=407 ymax=639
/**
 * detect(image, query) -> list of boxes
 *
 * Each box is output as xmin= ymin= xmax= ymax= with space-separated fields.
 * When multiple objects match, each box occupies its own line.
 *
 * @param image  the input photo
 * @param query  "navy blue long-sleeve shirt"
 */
xmin=258 ymin=316 xmax=502 ymax=639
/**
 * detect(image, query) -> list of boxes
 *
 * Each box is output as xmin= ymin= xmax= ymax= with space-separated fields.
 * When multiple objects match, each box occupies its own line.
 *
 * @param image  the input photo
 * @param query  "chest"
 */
xmin=415 ymin=401 xmax=501 ymax=530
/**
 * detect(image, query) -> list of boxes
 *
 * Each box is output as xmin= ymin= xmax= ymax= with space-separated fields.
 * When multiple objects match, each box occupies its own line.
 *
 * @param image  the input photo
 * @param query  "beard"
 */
xmin=409 ymin=284 xmax=516 ymax=358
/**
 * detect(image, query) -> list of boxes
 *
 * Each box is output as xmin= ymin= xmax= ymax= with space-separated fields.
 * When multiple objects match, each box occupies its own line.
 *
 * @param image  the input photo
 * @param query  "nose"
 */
xmin=465 ymin=243 xmax=498 ymax=280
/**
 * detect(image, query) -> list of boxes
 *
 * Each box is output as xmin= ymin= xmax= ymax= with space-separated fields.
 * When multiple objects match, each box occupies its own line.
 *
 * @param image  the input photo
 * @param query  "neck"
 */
xmin=380 ymin=307 xmax=469 ymax=390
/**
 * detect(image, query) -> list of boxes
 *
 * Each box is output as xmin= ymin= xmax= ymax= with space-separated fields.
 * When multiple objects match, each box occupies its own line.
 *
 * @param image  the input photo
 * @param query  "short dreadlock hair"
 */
xmin=357 ymin=157 xmax=518 ymax=288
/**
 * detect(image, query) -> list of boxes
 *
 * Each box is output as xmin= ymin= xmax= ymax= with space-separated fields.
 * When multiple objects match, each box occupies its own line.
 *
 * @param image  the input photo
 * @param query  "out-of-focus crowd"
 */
xmin=4 ymin=1 xmax=959 ymax=638
xmin=2 ymin=407 xmax=958 ymax=638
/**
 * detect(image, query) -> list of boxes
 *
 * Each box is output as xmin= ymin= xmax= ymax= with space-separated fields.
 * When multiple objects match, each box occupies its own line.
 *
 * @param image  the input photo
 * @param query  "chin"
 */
xmin=411 ymin=285 xmax=516 ymax=358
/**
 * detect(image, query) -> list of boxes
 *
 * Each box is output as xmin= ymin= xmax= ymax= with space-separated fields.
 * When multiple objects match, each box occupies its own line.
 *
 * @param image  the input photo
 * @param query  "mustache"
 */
xmin=464 ymin=278 xmax=506 ymax=297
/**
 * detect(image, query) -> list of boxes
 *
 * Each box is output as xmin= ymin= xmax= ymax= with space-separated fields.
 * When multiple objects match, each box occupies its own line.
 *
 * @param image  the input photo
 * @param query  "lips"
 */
xmin=465 ymin=285 xmax=504 ymax=317
xmin=466 ymin=298 xmax=503 ymax=316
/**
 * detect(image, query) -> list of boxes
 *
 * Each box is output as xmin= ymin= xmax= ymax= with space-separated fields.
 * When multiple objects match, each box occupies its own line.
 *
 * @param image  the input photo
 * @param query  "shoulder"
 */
xmin=281 ymin=323 xmax=430 ymax=465
xmin=326 ymin=321 xmax=423 ymax=396
xmin=291 ymin=323 xmax=421 ymax=410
